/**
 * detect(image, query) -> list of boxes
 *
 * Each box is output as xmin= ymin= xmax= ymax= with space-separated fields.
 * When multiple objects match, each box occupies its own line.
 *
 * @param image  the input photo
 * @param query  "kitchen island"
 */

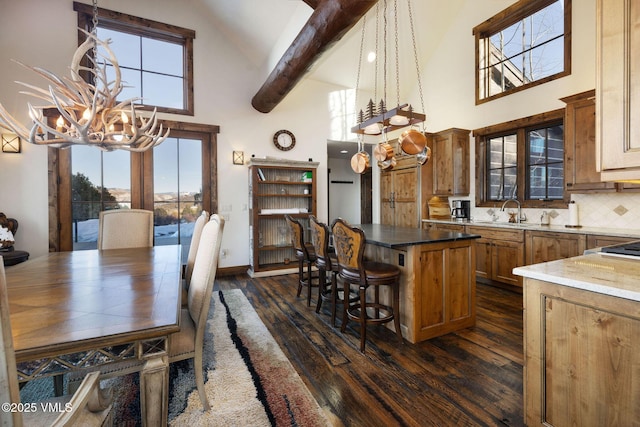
xmin=354 ymin=224 xmax=480 ymax=343
xmin=514 ymin=252 xmax=640 ymax=426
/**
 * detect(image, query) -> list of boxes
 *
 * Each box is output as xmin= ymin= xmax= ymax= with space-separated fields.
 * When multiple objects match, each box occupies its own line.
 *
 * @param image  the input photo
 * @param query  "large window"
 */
xmin=475 ymin=109 xmax=566 ymax=209
xmin=74 ymin=1 xmax=195 ymax=115
xmin=473 ymin=0 xmax=571 ymax=104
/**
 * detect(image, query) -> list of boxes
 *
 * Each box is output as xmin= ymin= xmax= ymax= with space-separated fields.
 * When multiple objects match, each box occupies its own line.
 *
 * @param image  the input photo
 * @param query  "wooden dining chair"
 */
xmin=0 ymin=261 xmax=113 ymax=427
xmin=309 ymin=215 xmax=356 ymax=327
xmin=331 ymin=218 xmax=404 ymax=353
xmin=168 ymin=214 xmax=225 ymax=411
xmin=97 ymin=209 xmax=154 ymax=250
xmin=284 ymin=214 xmax=318 ymax=306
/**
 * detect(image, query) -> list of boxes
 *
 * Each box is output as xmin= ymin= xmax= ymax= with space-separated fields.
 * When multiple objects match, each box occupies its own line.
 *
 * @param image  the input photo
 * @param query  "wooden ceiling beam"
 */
xmin=251 ymin=0 xmax=377 ymax=113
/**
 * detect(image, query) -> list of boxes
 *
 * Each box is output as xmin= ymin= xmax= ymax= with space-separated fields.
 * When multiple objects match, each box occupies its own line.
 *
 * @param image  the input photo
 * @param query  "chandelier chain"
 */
xmin=394 ymin=0 xmax=400 ymax=108
xmin=382 ymin=0 xmax=387 ymax=116
xmin=407 ymin=0 xmax=426 ymax=129
xmin=92 ymin=0 xmax=99 ymax=65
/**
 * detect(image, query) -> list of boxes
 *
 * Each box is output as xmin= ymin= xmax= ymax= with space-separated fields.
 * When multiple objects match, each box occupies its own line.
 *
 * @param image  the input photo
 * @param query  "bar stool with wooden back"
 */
xmin=331 ymin=218 xmax=404 ymax=352
xmin=309 ymin=216 xmax=340 ymax=325
xmin=285 ymin=214 xmax=317 ymax=307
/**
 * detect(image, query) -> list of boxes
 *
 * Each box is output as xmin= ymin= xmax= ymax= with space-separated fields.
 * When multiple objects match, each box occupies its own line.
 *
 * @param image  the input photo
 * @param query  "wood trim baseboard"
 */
xmin=217 ymin=265 xmax=250 ymax=277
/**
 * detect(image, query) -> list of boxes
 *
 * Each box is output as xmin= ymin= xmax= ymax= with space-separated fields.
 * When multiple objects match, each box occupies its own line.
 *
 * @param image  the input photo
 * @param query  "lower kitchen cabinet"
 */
xmin=586 ymin=233 xmax=638 ymax=249
xmin=524 ymin=278 xmax=640 ymax=426
xmin=525 ymin=231 xmax=586 ymax=264
xmin=466 ymin=226 xmax=524 ymax=288
xmin=422 ymin=222 xmax=465 ymax=233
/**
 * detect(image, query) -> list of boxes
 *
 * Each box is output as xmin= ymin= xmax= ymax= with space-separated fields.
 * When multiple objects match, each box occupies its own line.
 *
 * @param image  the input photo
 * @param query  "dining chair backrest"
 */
xmin=188 ymin=214 xmax=225 ymax=328
xmin=285 ymin=214 xmax=311 ymax=259
xmin=309 ymin=215 xmax=331 ymax=265
xmin=0 ymin=260 xmax=113 ymax=427
xmin=98 ymin=209 xmax=154 ymax=250
xmin=184 ymin=210 xmax=209 ymax=285
xmin=331 ymin=218 xmax=366 ymax=281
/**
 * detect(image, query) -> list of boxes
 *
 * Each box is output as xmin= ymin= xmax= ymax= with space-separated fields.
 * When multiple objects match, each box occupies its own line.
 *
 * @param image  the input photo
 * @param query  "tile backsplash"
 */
xmin=472 ymin=193 xmax=640 ymax=232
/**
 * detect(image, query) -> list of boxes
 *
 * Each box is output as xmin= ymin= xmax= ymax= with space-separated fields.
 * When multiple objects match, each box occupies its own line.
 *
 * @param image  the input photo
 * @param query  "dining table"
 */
xmin=4 ymin=245 xmax=182 ymax=426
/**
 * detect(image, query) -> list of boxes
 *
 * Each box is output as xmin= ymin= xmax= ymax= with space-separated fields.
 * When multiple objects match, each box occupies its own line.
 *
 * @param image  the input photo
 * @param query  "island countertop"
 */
xmin=513 ymin=252 xmax=640 ymax=302
xmin=353 ymin=224 xmax=480 ymax=249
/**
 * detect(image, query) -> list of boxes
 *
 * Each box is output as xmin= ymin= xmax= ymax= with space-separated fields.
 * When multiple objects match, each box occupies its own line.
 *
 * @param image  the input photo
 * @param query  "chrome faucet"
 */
xmin=500 ymin=198 xmax=525 ymax=223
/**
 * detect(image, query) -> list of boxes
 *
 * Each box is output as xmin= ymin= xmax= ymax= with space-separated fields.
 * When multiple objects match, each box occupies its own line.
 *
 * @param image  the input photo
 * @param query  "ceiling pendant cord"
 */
xmin=407 ymin=0 xmax=426 ymax=133
xmin=355 ymin=14 xmax=366 ymax=153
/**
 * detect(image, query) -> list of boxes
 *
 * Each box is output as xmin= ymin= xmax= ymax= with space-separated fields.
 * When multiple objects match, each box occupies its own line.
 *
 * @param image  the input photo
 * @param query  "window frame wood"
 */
xmin=48 ymin=121 xmax=219 ymax=252
xmin=474 ymin=108 xmax=567 ymax=210
xmin=472 ymin=0 xmax=572 ymax=105
xmin=73 ymin=1 xmax=195 ymax=116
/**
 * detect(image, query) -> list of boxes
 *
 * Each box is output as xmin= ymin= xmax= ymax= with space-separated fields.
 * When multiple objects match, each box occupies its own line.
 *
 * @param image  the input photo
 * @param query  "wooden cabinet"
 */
xmin=422 ymin=222 xmax=465 ymax=233
xmin=586 ymin=234 xmax=638 ymax=250
xmin=248 ymin=158 xmax=318 ymax=277
xmin=380 ymin=143 xmax=420 ymax=228
xmin=596 ymin=0 xmax=640 ymax=181
xmin=562 ymin=90 xmax=616 ymax=192
xmin=466 ymin=226 xmax=524 ymax=288
xmin=525 ymin=231 xmax=586 ymax=264
xmin=432 ymin=128 xmax=470 ymax=196
xmin=524 ymin=278 xmax=640 ymax=426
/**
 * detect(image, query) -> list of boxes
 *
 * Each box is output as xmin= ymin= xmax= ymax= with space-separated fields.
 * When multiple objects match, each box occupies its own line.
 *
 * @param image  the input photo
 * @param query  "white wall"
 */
xmin=328 ymin=157 xmax=361 ymax=224
xmin=0 ymin=0 xmax=340 ymax=266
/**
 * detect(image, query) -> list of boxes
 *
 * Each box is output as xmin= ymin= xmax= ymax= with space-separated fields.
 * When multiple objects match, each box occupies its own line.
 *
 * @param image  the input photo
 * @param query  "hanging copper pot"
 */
xmin=379 ymin=156 xmax=397 ymax=171
xmin=373 ymin=142 xmax=394 ymax=162
xmin=416 ymin=146 xmax=431 ymax=165
xmin=399 ymin=128 xmax=426 ymax=155
xmin=351 ymin=151 xmax=370 ymax=174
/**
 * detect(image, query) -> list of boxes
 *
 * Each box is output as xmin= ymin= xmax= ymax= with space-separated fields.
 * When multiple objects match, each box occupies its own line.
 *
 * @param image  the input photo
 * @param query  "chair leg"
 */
xmin=330 ymin=272 xmax=338 ymax=327
xmin=340 ymin=281 xmax=351 ymax=333
xmin=359 ymin=285 xmax=367 ymax=352
xmin=53 ymin=374 xmax=64 ymax=396
xmin=194 ymin=350 xmax=210 ymax=411
xmin=306 ymin=260 xmax=313 ymax=307
xmin=296 ymin=258 xmax=303 ymax=297
xmin=315 ymin=267 xmax=326 ymax=313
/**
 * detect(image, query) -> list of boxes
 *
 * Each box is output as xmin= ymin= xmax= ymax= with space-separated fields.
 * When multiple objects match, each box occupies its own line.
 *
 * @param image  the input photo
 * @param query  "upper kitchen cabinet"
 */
xmin=596 ymin=0 xmax=640 ymax=181
xmin=380 ymin=140 xmax=421 ymax=228
xmin=562 ymin=90 xmax=616 ymax=192
xmin=432 ymin=128 xmax=470 ymax=196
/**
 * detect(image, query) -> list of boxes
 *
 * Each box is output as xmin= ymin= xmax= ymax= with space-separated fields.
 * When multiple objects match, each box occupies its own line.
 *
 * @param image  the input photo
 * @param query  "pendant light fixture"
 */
xmin=0 ymin=0 xmax=169 ymax=152
xmin=351 ymin=0 xmax=429 ymax=173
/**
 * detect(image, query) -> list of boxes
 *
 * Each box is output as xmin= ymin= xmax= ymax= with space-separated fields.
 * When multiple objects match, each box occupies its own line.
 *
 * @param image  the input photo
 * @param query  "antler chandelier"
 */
xmin=0 ymin=0 xmax=169 ymax=152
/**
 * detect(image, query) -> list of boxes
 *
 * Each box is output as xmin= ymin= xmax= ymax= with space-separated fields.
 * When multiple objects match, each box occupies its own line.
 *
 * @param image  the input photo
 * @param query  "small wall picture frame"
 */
xmin=2 ymin=133 xmax=21 ymax=153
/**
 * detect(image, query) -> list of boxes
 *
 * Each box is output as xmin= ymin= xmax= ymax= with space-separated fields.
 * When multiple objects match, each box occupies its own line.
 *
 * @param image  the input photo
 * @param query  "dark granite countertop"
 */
xmin=353 ymin=224 xmax=480 ymax=249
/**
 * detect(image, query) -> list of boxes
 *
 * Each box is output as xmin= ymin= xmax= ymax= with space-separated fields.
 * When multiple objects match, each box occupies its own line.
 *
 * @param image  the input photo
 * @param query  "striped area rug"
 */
xmin=20 ymin=289 xmax=331 ymax=426
xmin=169 ymin=289 xmax=331 ymax=426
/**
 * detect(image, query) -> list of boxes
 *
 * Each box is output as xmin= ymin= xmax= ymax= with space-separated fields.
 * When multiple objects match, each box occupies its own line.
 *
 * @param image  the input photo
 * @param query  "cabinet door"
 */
xmin=380 ymin=172 xmax=394 ymax=226
xmin=526 ymin=231 xmax=586 ymax=264
xmin=473 ymin=238 xmax=492 ymax=281
xmin=432 ymin=129 xmax=470 ymax=196
xmin=394 ymin=168 xmax=419 ymax=227
xmin=562 ymin=90 xmax=616 ymax=192
xmin=492 ymin=239 xmax=524 ymax=287
xmin=597 ymin=0 xmax=640 ymax=179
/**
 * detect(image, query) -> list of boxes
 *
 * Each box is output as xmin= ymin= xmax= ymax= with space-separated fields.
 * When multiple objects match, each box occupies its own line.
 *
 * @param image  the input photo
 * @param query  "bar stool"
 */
xmin=285 ymin=215 xmax=317 ymax=306
xmin=331 ymin=218 xmax=403 ymax=352
xmin=309 ymin=216 xmax=356 ymax=327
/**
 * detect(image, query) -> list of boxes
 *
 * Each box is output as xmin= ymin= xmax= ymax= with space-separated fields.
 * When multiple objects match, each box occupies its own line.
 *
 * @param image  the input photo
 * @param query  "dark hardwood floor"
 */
xmin=215 ymin=274 xmax=524 ymax=427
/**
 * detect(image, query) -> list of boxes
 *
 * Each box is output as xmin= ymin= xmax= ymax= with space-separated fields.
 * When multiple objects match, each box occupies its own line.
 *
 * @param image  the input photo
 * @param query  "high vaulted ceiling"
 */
xmin=201 ymin=0 xmax=465 ymax=108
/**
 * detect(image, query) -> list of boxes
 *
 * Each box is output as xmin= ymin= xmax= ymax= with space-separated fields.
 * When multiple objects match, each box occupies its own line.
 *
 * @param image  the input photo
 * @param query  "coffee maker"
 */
xmin=451 ymin=200 xmax=471 ymax=221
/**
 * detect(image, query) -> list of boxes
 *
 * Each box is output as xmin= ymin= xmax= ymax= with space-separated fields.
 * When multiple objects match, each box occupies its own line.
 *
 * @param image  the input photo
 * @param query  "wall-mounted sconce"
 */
xmin=2 ymin=133 xmax=21 ymax=153
xmin=233 ymin=150 xmax=244 ymax=165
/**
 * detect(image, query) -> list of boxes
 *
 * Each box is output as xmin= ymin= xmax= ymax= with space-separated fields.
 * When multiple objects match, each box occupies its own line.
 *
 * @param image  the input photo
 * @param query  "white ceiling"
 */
xmin=200 ymin=0 xmax=466 ymax=158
